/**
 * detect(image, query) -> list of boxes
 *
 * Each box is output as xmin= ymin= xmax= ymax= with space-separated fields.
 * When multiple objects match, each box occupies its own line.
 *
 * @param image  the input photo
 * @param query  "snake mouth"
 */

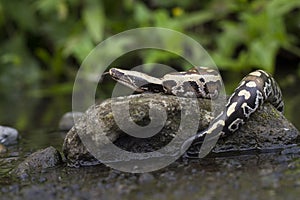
xmin=109 ymin=68 xmax=144 ymax=92
xmin=109 ymin=68 xmax=131 ymax=85
xmin=109 ymin=68 xmax=164 ymax=93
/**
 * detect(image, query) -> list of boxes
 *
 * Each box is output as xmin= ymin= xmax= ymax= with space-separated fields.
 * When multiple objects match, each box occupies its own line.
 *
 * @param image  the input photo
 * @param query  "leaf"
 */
xmin=175 ymin=11 xmax=214 ymax=28
xmin=35 ymin=0 xmax=59 ymax=14
xmin=64 ymin=33 xmax=94 ymax=62
xmin=143 ymin=49 xmax=179 ymax=64
xmin=2 ymin=1 xmax=37 ymax=31
xmin=215 ymin=21 xmax=245 ymax=57
xmin=249 ymin=39 xmax=279 ymax=73
xmin=134 ymin=2 xmax=151 ymax=26
xmin=268 ymin=0 xmax=300 ymax=16
xmin=83 ymin=0 xmax=105 ymax=42
xmin=30 ymin=82 xmax=74 ymax=97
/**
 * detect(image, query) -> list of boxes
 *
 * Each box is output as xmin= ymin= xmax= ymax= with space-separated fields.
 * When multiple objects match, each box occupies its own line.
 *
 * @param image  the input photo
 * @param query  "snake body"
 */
xmin=109 ymin=67 xmax=284 ymax=157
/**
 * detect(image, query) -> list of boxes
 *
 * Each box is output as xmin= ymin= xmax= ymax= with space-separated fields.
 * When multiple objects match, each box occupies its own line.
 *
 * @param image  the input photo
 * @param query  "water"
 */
xmin=1 ymin=148 xmax=300 ymax=199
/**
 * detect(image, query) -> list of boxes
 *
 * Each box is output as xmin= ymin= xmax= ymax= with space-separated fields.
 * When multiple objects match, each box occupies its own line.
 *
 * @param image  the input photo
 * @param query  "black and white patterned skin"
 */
xmin=182 ymin=70 xmax=284 ymax=157
xmin=109 ymin=67 xmax=284 ymax=158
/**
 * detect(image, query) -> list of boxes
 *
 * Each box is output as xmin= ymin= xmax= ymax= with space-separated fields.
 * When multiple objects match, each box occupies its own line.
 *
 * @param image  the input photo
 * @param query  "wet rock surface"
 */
xmin=0 ymin=125 xmax=18 ymax=145
xmin=2 ymin=151 xmax=300 ymax=200
xmin=63 ymin=93 xmax=299 ymax=167
xmin=11 ymin=146 xmax=63 ymax=179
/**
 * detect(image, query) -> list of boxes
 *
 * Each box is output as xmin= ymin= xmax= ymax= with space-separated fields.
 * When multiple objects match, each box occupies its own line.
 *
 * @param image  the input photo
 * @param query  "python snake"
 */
xmin=109 ymin=67 xmax=284 ymax=157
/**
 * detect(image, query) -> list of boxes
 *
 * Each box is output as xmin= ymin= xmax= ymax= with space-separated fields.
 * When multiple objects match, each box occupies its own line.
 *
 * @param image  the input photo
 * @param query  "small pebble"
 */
xmin=138 ymin=173 xmax=155 ymax=184
xmin=39 ymin=177 xmax=47 ymax=183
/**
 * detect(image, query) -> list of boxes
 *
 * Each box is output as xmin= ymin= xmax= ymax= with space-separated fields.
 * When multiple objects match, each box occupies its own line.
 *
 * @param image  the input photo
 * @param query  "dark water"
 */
xmin=0 ymin=70 xmax=300 ymax=199
xmin=1 ymin=145 xmax=300 ymax=199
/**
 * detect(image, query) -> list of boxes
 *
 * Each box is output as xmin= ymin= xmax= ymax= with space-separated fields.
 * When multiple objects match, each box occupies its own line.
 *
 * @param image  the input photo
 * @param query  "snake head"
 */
xmin=109 ymin=68 xmax=164 ymax=93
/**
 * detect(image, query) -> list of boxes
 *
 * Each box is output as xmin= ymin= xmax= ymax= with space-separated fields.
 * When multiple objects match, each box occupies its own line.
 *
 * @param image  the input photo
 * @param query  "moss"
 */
xmin=63 ymin=94 xmax=299 ymax=166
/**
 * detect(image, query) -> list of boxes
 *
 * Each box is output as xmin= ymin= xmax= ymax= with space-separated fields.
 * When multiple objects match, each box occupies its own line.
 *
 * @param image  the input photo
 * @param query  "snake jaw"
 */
xmin=109 ymin=68 xmax=142 ymax=92
xmin=109 ymin=68 xmax=163 ymax=93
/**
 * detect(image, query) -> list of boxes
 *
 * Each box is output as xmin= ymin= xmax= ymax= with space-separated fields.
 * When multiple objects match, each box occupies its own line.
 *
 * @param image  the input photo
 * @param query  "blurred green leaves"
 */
xmin=212 ymin=0 xmax=300 ymax=72
xmin=83 ymin=0 xmax=104 ymax=42
xmin=0 ymin=0 xmax=299 ymax=129
xmin=1 ymin=0 xmax=299 ymax=79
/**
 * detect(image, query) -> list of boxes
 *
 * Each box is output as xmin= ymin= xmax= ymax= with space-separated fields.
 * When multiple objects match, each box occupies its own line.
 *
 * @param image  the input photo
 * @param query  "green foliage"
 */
xmin=1 ymin=0 xmax=299 ymax=81
xmin=211 ymin=0 xmax=300 ymax=72
xmin=0 ymin=0 xmax=299 ymax=129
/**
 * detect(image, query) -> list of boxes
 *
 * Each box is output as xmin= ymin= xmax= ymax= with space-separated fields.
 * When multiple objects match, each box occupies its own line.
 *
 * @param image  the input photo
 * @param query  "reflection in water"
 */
xmin=1 ymin=146 xmax=300 ymax=199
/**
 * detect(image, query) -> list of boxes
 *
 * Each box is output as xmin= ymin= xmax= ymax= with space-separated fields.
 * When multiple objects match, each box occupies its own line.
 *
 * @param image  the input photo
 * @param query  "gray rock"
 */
xmin=138 ymin=173 xmax=155 ymax=184
xmin=59 ymin=112 xmax=84 ymax=131
xmin=0 ymin=125 xmax=18 ymax=145
xmin=11 ymin=146 xmax=62 ymax=179
xmin=62 ymin=93 xmax=299 ymax=167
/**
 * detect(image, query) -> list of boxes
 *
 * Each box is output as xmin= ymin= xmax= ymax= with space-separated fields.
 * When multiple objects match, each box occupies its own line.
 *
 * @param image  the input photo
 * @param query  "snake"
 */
xmin=108 ymin=67 xmax=284 ymax=157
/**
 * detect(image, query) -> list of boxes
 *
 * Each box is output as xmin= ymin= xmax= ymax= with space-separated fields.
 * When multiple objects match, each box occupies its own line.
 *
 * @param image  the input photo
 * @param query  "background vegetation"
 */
xmin=0 ymin=0 xmax=299 ymax=130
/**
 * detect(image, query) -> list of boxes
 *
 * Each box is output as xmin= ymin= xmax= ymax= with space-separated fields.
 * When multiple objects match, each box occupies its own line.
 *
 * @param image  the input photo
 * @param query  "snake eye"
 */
xmin=199 ymin=78 xmax=205 ymax=83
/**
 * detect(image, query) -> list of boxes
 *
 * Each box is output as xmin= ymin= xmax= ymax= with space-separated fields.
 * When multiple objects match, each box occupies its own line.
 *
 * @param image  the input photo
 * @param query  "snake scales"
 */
xmin=108 ymin=67 xmax=284 ymax=157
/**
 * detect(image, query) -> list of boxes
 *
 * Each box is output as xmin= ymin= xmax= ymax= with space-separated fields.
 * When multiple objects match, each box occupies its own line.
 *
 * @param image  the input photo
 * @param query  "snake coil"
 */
xmin=109 ymin=67 xmax=284 ymax=157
